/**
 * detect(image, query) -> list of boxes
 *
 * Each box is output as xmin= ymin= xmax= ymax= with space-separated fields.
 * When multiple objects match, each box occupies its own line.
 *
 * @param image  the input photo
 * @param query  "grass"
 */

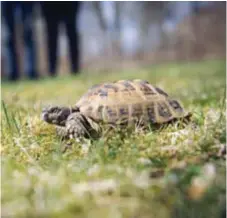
xmin=1 ymin=59 xmax=226 ymax=218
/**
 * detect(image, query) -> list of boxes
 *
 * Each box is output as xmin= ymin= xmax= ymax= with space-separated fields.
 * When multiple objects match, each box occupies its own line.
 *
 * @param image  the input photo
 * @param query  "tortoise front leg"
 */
xmin=56 ymin=125 xmax=83 ymax=153
xmin=54 ymin=112 xmax=100 ymax=140
xmin=56 ymin=126 xmax=69 ymax=139
xmin=54 ymin=113 xmax=93 ymax=139
xmin=55 ymin=113 xmax=100 ymax=152
xmin=55 ymin=126 xmax=73 ymax=153
xmin=65 ymin=112 xmax=101 ymax=139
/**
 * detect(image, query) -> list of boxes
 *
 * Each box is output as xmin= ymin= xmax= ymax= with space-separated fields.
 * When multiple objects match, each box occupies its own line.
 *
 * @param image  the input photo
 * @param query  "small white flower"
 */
xmin=137 ymin=157 xmax=152 ymax=165
xmin=125 ymin=168 xmax=134 ymax=178
xmin=81 ymin=143 xmax=90 ymax=154
xmin=160 ymin=145 xmax=178 ymax=152
xmin=71 ymin=179 xmax=118 ymax=197
xmin=28 ymin=167 xmax=40 ymax=176
xmin=133 ymin=171 xmax=150 ymax=188
xmin=205 ymin=109 xmax=221 ymax=128
xmin=167 ymin=174 xmax=178 ymax=185
xmin=201 ymin=93 xmax=208 ymax=100
xmin=106 ymin=165 xmax=124 ymax=174
xmin=30 ymin=142 xmax=39 ymax=149
xmin=202 ymin=163 xmax=216 ymax=181
xmin=87 ymin=164 xmax=100 ymax=176
xmin=39 ymin=171 xmax=51 ymax=183
xmin=13 ymin=170 xmax=23 ymax=178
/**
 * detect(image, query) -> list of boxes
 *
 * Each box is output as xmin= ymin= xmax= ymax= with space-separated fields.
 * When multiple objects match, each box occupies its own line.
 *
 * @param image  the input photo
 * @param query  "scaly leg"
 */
xmin=56 ymin=126 xmax=69 ymax=139
xmin=65 ymin=112 xmax=100 ymax=139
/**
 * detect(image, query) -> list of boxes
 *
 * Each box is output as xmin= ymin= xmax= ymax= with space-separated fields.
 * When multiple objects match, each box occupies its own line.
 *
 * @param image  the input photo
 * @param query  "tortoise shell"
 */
xmin=75 ymin=79 xmax=188 ymax=125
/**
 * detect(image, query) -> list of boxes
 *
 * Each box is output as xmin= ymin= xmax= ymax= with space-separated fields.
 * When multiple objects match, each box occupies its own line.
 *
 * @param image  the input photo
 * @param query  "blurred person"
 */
xmin=40 ymin=2 xmax=81 ymax=76
xmin=2 ymin=1 xmax=38 ymax=81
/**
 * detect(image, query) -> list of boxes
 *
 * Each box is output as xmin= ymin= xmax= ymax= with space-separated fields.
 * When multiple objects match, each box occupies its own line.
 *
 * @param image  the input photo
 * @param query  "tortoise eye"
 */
xmin=53 ymin=107 xmax=60 ymax=113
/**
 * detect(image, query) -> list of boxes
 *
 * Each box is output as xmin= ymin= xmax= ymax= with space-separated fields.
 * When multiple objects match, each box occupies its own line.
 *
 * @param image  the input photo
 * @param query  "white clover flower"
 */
xmin=81 ymin=143 xmax=90 ymax=154
xmin=28 ymin=167 xmax=40 ymax=176
xmin=30 ymin=142 xmax=39 ymax=149
xmin=71 ymin=179 xmax=118 ymax=197
xmin=125 ymin=168 xmax=135 ymax=178
xmin=137 ymin=157 xmax=152 ymax=166
xmin=133 ymin=170 xmax=150 ymax=188
xmin=202 ymin=163 xmax=216 ymax=181
xmin=106 ymin=165 xmax=124 ymax=174
xmin=87 ymin=164 xmax=100 ymax=176
xmin=204 ymin=109 xmax=221 ymax=129
xmin=2 ymin=198 xmax=30 ymax=217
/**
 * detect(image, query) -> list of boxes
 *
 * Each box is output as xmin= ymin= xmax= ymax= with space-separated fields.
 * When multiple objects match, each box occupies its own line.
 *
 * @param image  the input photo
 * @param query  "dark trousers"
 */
xmin=41 ymin=2 xmax=80 ymax=75
xmin=2 ymin=2 xmax=37 ymax=80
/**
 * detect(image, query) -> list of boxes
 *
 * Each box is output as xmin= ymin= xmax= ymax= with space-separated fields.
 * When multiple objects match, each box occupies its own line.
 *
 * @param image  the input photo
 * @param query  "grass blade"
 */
xmin=11 ymin=111 xmax=20 ymax=135
xmin=1 ymin=100 xmax=12 ymax=131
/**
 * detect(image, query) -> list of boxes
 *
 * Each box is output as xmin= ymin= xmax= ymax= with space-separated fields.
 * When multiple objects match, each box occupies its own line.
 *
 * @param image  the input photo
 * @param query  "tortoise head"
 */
xmin=41 ymin=106 xmax=79 ymax=126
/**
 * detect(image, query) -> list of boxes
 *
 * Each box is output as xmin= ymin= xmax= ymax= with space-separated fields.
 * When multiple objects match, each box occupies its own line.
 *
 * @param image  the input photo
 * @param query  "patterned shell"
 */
xmin=76 ymin=79 xmax=187 ymax=125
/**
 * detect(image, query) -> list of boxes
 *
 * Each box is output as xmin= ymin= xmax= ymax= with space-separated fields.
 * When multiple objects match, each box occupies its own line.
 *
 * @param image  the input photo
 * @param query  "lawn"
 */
xmin=1 ymin=59 xmax=226 ymax=218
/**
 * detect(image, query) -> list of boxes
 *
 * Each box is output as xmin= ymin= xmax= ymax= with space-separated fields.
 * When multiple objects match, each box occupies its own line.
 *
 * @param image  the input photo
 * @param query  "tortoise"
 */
xmin=41 ymin=79 xmax=191 ymax=139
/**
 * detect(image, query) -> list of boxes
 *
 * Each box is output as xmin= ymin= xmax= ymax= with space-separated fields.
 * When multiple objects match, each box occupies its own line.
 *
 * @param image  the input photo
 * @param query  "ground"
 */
xmin=1 ymin=59 xmax=226 ymax=218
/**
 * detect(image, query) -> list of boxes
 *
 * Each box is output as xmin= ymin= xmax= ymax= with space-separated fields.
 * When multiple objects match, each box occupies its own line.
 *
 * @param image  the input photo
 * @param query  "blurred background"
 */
xmin=1 ymin=1 xmax=226 ymax=81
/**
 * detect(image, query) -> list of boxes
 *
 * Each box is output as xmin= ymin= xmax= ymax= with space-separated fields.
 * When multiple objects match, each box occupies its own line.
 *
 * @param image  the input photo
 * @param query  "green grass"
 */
xmin=1 ymin=59 xmax=226 ymax=218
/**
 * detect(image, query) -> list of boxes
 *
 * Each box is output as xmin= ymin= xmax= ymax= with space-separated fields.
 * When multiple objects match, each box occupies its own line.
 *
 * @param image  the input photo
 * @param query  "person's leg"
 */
xmin=64 ymin=2 xmax=81 ymax=74
xmin=41 ymin=3 xmax=60 ymax=76
xmin=46 ymin=18 xmax=59 ymax=76
xmin=21 ymin=2 xmax=38 ymax=79
xmin=2 ymin=2 xmax=19 ymax=81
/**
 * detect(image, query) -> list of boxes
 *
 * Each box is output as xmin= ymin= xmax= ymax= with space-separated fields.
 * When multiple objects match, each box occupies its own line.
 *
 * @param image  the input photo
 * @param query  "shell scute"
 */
xmin=122 ymin=81 xmax=136 ymax=90
xmin=98 ymin=89 xmax=108 ymax=97
xmin=140 ymin=84 xmax=156 ymax=95
xmin=154 ymin=87 xmax=168 ymax=97
xmin=147 ymin=103 xmax=156 ymax=123
xmin=103 ymin=84 xmax=119 ymax=92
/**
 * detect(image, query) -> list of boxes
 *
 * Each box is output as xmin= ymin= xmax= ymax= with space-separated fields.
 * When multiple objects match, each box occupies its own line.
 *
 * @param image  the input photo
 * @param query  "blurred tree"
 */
xmin=121 ymin=2 xmax=170 ymax=58
xmin=140 ymin=2 xmax=169 ymax=52
xmin=191 ymin=1 xmax=200 ymax=15
xmin=92 ymin=2 xmax=107 ymax=32
xmin=92 ymin=1 xmax=123 ymax=59
xmin=113 ymin=1 xmax=122 ymax=56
